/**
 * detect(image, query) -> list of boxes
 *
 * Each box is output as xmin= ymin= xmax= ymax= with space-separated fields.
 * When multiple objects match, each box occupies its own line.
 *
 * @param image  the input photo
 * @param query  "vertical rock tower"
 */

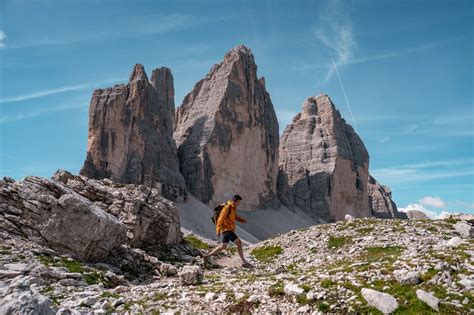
xmin=174 ymin=45 xmax=279 ymax=210
xmin=368 ymin=174 xmax=405 ymax=219
xmin=278 ymin=94 xmax=371 ymax=221
xmin=80 ymin=64 xmax=186 ymax=201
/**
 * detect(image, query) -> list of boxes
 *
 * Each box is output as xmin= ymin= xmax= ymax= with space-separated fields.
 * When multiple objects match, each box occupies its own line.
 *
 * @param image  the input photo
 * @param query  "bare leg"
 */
xmin=205 ymin=243 xmax=227 ymax=259
xmin=234 ymin=238 xmax=246 ymax=263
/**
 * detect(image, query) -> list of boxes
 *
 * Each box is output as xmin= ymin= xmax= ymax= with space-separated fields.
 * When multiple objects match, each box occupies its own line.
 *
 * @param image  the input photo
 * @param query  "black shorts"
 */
xmin=222 ymin=231 xmax=238 ymax=243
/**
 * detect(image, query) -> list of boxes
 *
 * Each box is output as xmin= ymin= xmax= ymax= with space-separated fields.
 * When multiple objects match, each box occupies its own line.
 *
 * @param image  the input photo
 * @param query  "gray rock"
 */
xmin=283 ymin=283 xmax=304 ymax=296
xmin=278 ymin=95 xmax=371 ymax=221
xmin=394 ymin=270 xmax=420 ymax=285
xmin=361 ymin=288 xmax=398 ymax=314
xmin=0 ymin=276 xmax=54 ymax=315
xmin=454 ymin=221 xmax=473 ymax=238
xmin=0 ymin=175 xmax=126 ymax=261
xmin=53 ymin=170 xmax=183 ymax=247
xmin=368 ymin=174 xmax=405 ymax=219
xmin=416 ymin=289 xmax=439 ymax=311
xmin=160 ymin=263 xmax=178 ymax=277
xmin=80 ymin=64 xmax=186 ymax=201
xmin=178 ymin=265 xmax=203 ymax=285
xmin=174 ymin=45 xmax=279 ymax=210
xmin=446 ymin=236 xmax=462 ymax=248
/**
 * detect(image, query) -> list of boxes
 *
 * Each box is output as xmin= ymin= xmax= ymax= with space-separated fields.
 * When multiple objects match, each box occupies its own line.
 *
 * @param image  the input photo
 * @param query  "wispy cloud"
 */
xmin=8 ymin=14 xmax=231 ymax=49
xmin=0 ymin=30 xmax=6 ymax=48
xmin=0 ymin=78 xmax=125 ymax=104
xmin=0 ymin=101 xmax=89 ymax=124
xmin=298 ymin=32 xmax=470 ymax=73
xmin=314 ymin=0 xmax=355 ymax=82
xmin=371 ymin=158 xmax=474 ymax=184
xmin=419 ymin=196 xmax=445 ymax=208
xmin=0 ymin=85 xmax=86 ymax=103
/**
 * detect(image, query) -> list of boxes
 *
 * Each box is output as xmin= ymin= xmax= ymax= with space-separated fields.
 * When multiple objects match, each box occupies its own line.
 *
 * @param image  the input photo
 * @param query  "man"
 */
xmin=203 ymin=194 xmax=253 ymax=268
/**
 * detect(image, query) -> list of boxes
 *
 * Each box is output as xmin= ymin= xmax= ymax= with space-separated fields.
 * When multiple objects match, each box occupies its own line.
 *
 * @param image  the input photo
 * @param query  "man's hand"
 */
xmin=216 ymin=232 xmax=221 ymax=238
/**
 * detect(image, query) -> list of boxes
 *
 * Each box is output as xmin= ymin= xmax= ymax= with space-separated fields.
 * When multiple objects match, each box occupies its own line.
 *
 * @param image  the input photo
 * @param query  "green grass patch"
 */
xmin=299 ymin=283 xmax=312 ymax=292
xmin=363 ymin=246 xmax=405 ymax=262
xmin=250 ymin=245 xmax=283 ymax=263
xmin=153 ymin=292 xmax=168 ymax=301
xmin=100 ymin=291 xmax=121 ymax=299
xmin=320 ymin=278 xmax=335 ymax=288
xmin=318 ymin=302 xmax=330 ymax=312
xmin=184 ymin=235 xmax=212 ymax=250
xmin=327 ymin=236 xmax=350 ymax=249
xmin=268 ymin=280 xmax=285 ymax=297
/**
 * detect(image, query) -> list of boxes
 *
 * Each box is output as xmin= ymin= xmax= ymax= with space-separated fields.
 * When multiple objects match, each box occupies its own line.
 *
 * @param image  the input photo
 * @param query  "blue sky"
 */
xmin=0 ymin=0 xmax=473 ymax=216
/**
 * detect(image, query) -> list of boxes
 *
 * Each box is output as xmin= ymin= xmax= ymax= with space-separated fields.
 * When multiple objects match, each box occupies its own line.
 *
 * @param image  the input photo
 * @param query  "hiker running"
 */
xmin=203 ymin=194 xmax=253 ymax=268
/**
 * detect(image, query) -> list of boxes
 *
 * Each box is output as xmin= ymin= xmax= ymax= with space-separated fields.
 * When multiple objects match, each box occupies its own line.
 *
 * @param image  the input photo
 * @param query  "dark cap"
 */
xmin=232 ymin=194 xmax=243 ymax=201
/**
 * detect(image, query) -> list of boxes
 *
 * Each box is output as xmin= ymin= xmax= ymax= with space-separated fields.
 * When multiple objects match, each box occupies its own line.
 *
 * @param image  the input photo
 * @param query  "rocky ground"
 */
xmin=1 ymin=216 xmax=473 ymax=314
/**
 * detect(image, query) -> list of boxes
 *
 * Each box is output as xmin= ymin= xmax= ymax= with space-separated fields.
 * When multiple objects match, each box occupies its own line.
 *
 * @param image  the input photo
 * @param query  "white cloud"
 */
xmin=398 ymin=203 xmax=438 ymax=219
xmin=0 ymin=77 xmax=125 ymax=104
xmin=314 ymin=0 xmax=356 ymax=82
xmin=0 ymin=30 xmax=6 ymax=48
xmin=0 ymin=85 xmax=86 ymax=103
xmin=379 ymin=137 xmax=390 ymax=143
xmin=419 ymin=196 xmax=445 ymax=208
xmin=371 ymin=158 xmax=474 ymax=184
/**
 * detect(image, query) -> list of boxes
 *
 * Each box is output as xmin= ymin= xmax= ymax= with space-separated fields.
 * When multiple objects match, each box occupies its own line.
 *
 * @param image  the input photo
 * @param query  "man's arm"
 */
xmin=235 ymin=214 xmax=247 ymax=223
xmin=216 ymin=205 xmax=230 ymax=234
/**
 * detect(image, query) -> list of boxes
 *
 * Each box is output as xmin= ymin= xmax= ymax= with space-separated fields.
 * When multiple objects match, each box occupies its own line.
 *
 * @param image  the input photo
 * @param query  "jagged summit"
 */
xmin=278 ymin=94 xmax=370 ymax=221
xmin=80 ymin=64 xmax=186 ymax=201
xmin=174 ymin=45 xmax=279 ymax=210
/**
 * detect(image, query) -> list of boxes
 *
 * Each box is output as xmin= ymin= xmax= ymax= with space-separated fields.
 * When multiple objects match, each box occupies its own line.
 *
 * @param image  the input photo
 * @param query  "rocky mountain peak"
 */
xmin=129 ymin=63 xmax=148 ymax=82
xmin=174 ymin=45 xmax=279 ymax=210
xmin=80 ymin=64 xmax=186 ymax=201
xmin=278 ymin=94 xmax=370 ymax=221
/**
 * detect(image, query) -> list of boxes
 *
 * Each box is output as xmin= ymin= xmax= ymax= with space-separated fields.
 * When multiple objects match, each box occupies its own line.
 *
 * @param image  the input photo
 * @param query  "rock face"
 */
xmin=0 ymin=170 xmax=183 ymax=262
xmin=80 ymin=64 xmax=186 ymax=201
xmin=0 ymin=276 xmax=54 ymax=315
xmin=405 ymin=210 xmax=430 ymax=220
xmin=368 ymin=174 xmax=405 ymax=219
xmin=53 ymin=170 xmax=183 ymax=247
xmin=0 ymin=176 xmax=127 ymax=261
xmin=174 ymin=45 xmax=279 ymax=210
xmin=277 ymin=94 xmax=370 ymax=221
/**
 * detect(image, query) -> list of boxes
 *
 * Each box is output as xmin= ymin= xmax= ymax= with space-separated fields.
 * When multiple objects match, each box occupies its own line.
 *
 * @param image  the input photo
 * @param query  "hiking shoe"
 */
xmin=241 ymin=261 xmax=254 ymax=268
xmin=203 ymin=254 xmax=209 ymax=266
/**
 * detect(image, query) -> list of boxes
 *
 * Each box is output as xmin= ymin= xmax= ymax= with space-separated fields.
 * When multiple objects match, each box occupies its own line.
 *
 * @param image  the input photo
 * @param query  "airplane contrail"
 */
xmin=331 ymin=57 xmax=358 ymax=132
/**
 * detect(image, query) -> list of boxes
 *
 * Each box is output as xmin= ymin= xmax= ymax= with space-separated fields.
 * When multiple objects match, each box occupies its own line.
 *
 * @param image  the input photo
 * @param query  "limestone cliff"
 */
xmin=80 ymin=64 xmax=186 ymax=201
xmin=174 ymin=45 xmax=279 ymax=210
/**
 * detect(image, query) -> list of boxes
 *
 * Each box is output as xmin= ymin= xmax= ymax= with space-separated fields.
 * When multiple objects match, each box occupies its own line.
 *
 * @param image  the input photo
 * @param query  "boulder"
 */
xmin=174 ymin=45 xmax=279 ymax=210
xmin=53 ymin=170 xmax=182 ymax=247
xmin=0 ymin=175 xmax=126 ymax=261
xmin=454 ymin=221 xmax=474 ymax=238
xmin=278 ymin=95 xmax=371 ymax=221
xmin=80 ymin=64 xmax=186 ymax=201
xmin=0 ymin=276 xmax=54 ymax=315
xmin=416 ymin=289 xmax=439 ymax=311
xmin=361 ymin=288 xmax=398 ymax=314
xmin=284 ymin=283 xmax=304 ymax=296
xmin=178 ymin=265 xmax=203 ymax=285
